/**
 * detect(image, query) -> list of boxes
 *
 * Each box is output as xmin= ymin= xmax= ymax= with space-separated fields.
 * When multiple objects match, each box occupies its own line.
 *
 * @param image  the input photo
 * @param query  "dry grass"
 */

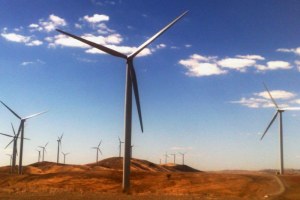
xmin=0 ymin=158 xmax=299 ymax=199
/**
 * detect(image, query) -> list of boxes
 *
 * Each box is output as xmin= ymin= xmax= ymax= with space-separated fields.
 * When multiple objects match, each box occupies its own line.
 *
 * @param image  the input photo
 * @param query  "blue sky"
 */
xmin=1 ymin=0 xmax=300 ymax=171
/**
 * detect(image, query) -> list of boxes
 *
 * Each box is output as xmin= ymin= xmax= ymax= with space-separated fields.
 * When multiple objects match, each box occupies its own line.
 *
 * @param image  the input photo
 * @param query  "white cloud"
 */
xmin=231 ymin=97 xmax=270 ymax=108
xmin=232 ymin=89 xmax=297 ymax=109
xmin=179 ymin=54 xmax=227 ymax=77
xmin=255 ymin=90 xmax=296 ymax=100
xmin=83 ymin=14 xmax=109 ymax=24
xmin=21 ymin=61 xmax=34 ymax=66
xmin=1 ymin=32 xmax=30 ymax=43
xmin=277 ymin=47 xmax=300 ymax=56
xmin=185 ymin=44 xmax=192 ymax=48
xmin=21 ymin=59 xmax=45 ymax=66
xmin=295 ymin=60 xmax=300 ymax=71
xmin=236 ymin=54 xmax=265 ymax=60
xmin=74 ymin=23 xmax=82 ymax=29
xmin=30 ymin=14 xmax=66 ymax=32
xmin=156 ymin=43 xmax=166 ymax=49
xmin=1 ymin=32 xmax=42 ymax=46
xmin=218 ymin=58 xmax=256 ymax=72
xmin=26 ymin=40 xmax=43 ymax=46
xmin=256 ymin=61 xmax=292 ymax=71
xmin=28 ymin=24 xmax=39 ymax=28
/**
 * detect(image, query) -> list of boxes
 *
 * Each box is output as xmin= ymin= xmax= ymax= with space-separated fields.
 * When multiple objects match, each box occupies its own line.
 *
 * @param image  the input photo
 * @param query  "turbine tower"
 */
xmin=0 ymin=124 xmax=29 ymax=173
xmin=56 ymin=11 xmax=187 ymax=192
xmin=92 ymin=140 xmax=102 ymax=165
xmin=56 ymin=133 xmax=63 ymax=164
xmin=260 ymin=83 xmax=287 ymax=175
xmin=61 ymin=152 xmax=69 ymax=164
xmin=179 ymin=152 xmax=186 ymax=165
xmin=36 ymin=149 xmax=41 ymax=163
xmin=164 ymin=152 xmax=169 ymax=164
xmin=0 ymin=101 xmax=47 ymax=174
xmin=39 ymin=142 xmax=48 ymax=162
xmin=170 ymin=153 xmax=176 ymax=164
xmin=118 ymin=136 xmax=124 ymax=157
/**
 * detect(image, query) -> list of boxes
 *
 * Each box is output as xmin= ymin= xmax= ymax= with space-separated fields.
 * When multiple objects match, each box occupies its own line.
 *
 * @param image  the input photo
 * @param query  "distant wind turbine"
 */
xmin=0 ymin=101 xmax=47 ymax=174
xmin=36 ymin=149 xmax=41 ymax=163
xmin=61 ymin=152 xmax=70 ymax=164
xmin=260 ymin=83 xmax=292 ymax=175
xmin=0 ymin=124 xmax=29 ymax=173
xmin=56 ymin=11 xmax=188 ymax=192
xmin=118 ymin=136 xmax=124 ymax=157
xmin=39 ymin=142 xmax=48 ymax=162
xmin=179 ymin=152 xmax=186 ymax=165
xmin=164 ymin=152 xmax=169 ymax=164
xmin=170 ymin=153 xmax=176 ymax=164
xmin=56 ymin=133 xmax=63 ymax=164
xmin=92 ymin=140 xmax=102 ymax=165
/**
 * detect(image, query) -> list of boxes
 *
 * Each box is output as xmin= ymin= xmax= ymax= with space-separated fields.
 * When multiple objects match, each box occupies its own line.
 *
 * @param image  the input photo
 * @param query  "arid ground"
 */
xmin=0 ymin=157 xmax=299 ymax=200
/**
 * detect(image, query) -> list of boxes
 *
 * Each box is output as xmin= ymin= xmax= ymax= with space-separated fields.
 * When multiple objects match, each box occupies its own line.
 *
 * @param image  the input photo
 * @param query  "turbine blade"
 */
xmin=118 ymin=136 xmax=121 ymax=142
xmin=129 ymin=64 xmax=143 ymax=132
xmin=56 ymin=29 xmax=127 ymax=59
xmin=261 ymin=111 xmax=279 ymax=140
xmin=45 ymin=142 xmax=48 ymax=147
xmin=5 ymin=139 xmax=14 ymax=149
xmin=60 ymin=133 xmax=64 ymax=140
xmin=0 ymin=133 xmax=14 ymax=138
xmin=128 ymin=11 xmax=188 ymax=58
xmin=282 ymin=107 xmax=300 ymax=111
xmin=0 ymin=101 xmax=22 ymax=119
xmin=99 ymin=149 xmax=102 ymax=155
xmin=11 ymin=123 xmax=16 ymax=136
xmin=263 ymin=83 xmax=279 ymax=109
xmin=24 ymin=111 xmax=48 ymax=120
xmin=98 ymin=140 xmax=102 ymax=147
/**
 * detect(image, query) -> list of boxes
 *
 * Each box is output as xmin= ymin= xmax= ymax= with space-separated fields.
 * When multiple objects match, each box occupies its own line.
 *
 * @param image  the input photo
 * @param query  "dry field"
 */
xmin=0 ymin=157 xmax=299 ymax=200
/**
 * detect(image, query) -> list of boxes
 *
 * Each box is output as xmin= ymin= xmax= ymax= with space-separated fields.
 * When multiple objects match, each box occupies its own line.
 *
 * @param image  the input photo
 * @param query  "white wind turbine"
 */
xmin=92 ymin=140 xmax=102 ymax=165
xmin=36 ymin=149 xmax=41 ymax=163
xmin=61 ymin=152 xmax=70 ymax=164
xmin=179 ymin=152 xmax=186 ymax=165
xmin=0 ymin=101 xmax=47 ymax=174
xmin=56 ymin=11 xmax=187 ymax=192
xmin=118 ymin=136 xmax=124 ymax=157
xmin=56 ymin=133 xmax=63 ymax=164
xmin=164 ymin=152 xmax=169 ymax=164
xmin=170 ymin=153 xmax=176 ymax=164
xmin=1 ymin=124 xmax=29 ymax=173
xmin=39 ymin=142 xmax=48 ymax=162
xmin=260 ymin=83 xmax=299 ymax=175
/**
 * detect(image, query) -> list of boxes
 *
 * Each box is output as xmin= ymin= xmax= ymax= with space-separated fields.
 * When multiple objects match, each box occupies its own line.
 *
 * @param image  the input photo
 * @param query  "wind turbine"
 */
xmin=39 ymin=142 xmax=48 ymax=162
xmin=0 ymin=124 xmax=29 ymax=173
xmin=118 ymin=136 xmax=124 ymax=157
xmin=179 ymin=152 xmax=186 ymax=165
xmin=170 ymin=153 xmax=176 ymax=164
xmin=56 ymin=11 xmax=187 ymax=192
xmin=36 ymin=149 xmax=41 ymax=163
xmin=0 ymin=101 xmax=47 ymax=174
xmin=56 ymin=133 xmax=63 ymax=164
xmin=61 ymin=152 xmax=69 ymax=164
xmin=92 ymin=140 xmax=102 ymax=165
xmin=260 ymin=83 xmax=288 ymax=175
xmin=164 ymin=152 xmax=169 ymax=164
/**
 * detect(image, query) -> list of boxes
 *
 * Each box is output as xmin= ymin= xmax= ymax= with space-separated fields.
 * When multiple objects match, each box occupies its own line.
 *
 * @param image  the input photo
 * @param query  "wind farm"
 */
xmin=1 ymin=0 xmax=300 ymax=199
